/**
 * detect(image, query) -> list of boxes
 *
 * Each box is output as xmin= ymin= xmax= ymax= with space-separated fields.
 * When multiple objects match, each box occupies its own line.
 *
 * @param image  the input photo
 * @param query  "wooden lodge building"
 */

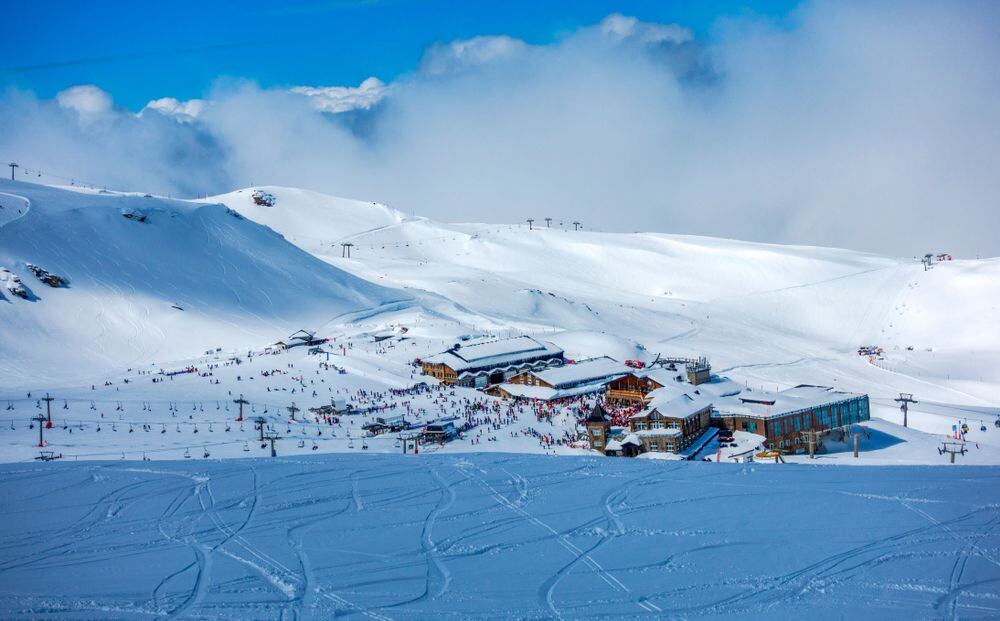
xmin=627 ymin=393 xmax=713 ymax=454
xmin=490 ymin=356 xmax=628 ymax=402
xmin=713 ymin=385 xmax=871 ymax=453
xmin=420 ymin=336 xmax=564 ymax=388
xmin=605 ymin=358 xmax=713 ymax=406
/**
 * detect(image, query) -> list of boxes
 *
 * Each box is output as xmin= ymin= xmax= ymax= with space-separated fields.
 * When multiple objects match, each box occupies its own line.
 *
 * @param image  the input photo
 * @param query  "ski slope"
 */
xmin=0 ymin=180 xmax=409 ymax=388
xmin=1 ymin=182 xmax=998 ymax=466
xmin=208 ymin=186 xmax=1000 ymax=408
xmin=1 ymin=453 xmax=998 ymax=620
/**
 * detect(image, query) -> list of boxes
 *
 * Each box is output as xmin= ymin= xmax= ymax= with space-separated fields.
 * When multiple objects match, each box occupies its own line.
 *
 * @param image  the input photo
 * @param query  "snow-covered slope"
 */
xmin=206 ymin=186 xmax=1000 ymax=407
xmin=205 ymin=186 xmax=409 ymax=249
xmin=3 ymin=454 xmax=999 ymax=619
xmin=0 ymin=180 xmax=409 ymax=387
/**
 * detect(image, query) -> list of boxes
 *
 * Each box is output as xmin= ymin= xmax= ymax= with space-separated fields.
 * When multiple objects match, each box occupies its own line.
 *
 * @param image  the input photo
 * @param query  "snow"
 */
xmin=423 ymin=335 xmax=563 ymax=372
xmin=717 ymin=385 xmax=866 ymax=419
xmin=529 ymin=356 xmax=629 ymax=388
xmin=0 ymin=180 xmax=408 ymax=387
xmin=2 ymin=453 xmax=999 ymax=619
xmin=0 ymin=181 xmax=998 ymax=470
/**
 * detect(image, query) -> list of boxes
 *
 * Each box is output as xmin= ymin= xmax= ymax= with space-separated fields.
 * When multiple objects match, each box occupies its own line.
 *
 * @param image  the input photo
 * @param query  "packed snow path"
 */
xmin=1 ymin=455 xmax=998 ymax=619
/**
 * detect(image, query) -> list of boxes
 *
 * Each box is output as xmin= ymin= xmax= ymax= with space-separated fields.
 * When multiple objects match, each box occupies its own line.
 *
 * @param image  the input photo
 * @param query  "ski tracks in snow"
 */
xmin=456 ymin=463 xmax=650 ymax=618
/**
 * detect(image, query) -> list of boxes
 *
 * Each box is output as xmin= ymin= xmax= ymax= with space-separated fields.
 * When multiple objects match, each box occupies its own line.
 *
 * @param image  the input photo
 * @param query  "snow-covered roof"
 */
xmin=529 ymin=356 xmax=628 ymax=389
xmin=636 ymin=368 xmax=683 ymax=387
xmin=639 ymin=392 xmax=713 ymax=420
xmin=604 ymin=439 xmax=623 ymax=451
xmin=497 ymin=382 xmax=606 ymax=402
xmin=714 ymin=385 xmax=865 ymax=419
xmin=424 ymin=336 xmax=563 ymax=372
xmin=635 ymin=428 xmax=682 ymax=438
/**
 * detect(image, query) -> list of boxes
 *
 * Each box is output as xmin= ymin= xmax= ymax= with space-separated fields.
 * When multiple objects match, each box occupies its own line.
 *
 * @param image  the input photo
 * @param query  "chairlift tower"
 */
xmin=263 ymin=432 xmax=282 ymax=457
xmin=544 ymin=217 xmax=552 ymax=228
xmin=41 ymin=393 xmax=55 ymax=429
xmin=8 ymin=162 xmax=18 ymax=181
xmin=895 ymin=393 xmax=917 ymax=428
xmin=939 ymin=441 xmax=966 ymax=464
xmin=526 ymin=218 xmax=534 ymax=231
xmin=32 ymin=414 xmax=48 ymax=447
xmin=287 ymin=402 xmax=300 ymax=421
xmin=253 ymin=416 xmax=268 ymax=442
xmin=341 ymin=242 xmax=354 ymax=258
xmin=233 ymin=395 xmax=249 ymax=422
xmin=572 ymin=221 xmax=581 ymax=231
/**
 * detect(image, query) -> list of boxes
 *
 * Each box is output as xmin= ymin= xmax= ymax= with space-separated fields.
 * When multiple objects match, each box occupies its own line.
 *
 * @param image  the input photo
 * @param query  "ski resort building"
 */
xmin=585 ymin=403 xmax=613 ymax=451
xmin=605 ymin=358 xmax=714 ymax=405
xmin=605 ymin=369 xmax=679 ymax=405
xmin=420 ymin=336 xmax=564 ymax=388
xmin=627 ymin=393 xmax=714 ymax=454
xmin=490 ymin=357 xmax=629 ymax=401
xmin=713 ymin=385 xmax=870 ymax=453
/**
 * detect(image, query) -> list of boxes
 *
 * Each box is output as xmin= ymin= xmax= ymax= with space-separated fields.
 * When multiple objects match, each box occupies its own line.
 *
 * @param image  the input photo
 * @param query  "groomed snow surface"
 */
xmin=2 ymin=180 xmax=1000 ymax=618
xmin=2 ymin=454 xmax=999 ymax=620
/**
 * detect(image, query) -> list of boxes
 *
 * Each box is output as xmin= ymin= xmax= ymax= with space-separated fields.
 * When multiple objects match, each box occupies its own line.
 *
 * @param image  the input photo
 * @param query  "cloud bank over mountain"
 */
xmin=1 ymin=2 xmax=998 ymax=256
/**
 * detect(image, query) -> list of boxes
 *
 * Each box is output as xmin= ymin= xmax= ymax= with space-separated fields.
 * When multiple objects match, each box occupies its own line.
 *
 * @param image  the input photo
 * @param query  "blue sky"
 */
xmin=2 ymin=0 xmax=800 ymax=109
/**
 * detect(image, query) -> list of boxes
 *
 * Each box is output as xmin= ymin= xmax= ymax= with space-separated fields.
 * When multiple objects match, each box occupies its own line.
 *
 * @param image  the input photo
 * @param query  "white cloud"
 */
xmin=55 ymin=85 xmax=115 ymax=124
xmin=3 ymin=3 xmax=999 ymax=257
xmin=596 ymin=13 xmax=693 ymax=45
xmin=290 ymin=77 xmax=388 ymax=113
xmin=141 ymin=97 xmax=207 ymax=122
xmin=419 ymin=35 xmax=530 ymax=76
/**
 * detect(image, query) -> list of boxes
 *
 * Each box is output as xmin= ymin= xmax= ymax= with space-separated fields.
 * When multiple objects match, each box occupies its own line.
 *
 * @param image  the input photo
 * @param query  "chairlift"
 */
xmin=298 ymin=439 xmax=305 ymax=448
xmin=208 ymin=423 xmax=214 ymax=432
xmin=90 ymin=401 xmax=96 ymax=410
xmin=176 ymin=424 xmax=181 ymax=432
xmin=243 ymin=441 xmax=250 ymax=452
xmin=225 ymin=423 xmax=231 ymax=432
xmin=203 ymin=448 xmax=210 ymax=459
xmin=348 ymin=438 xmax=354 ymax=449
xmin=161 ymin=424 xmax=167 ymax=434
xmin=184 ymin=448 xmax=191 ymax=459
xmin=63 ymin=400 xmax=69 ymax=409
xmin=111 ymin=422 xmax=117 ymax=432
xmin=193 ymin=424 xmax=199 ymax=434
xmin=312 ymin=440 xmax=318 ymax=451
xmin=128 ymin=423 xmax=134 ymax=433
